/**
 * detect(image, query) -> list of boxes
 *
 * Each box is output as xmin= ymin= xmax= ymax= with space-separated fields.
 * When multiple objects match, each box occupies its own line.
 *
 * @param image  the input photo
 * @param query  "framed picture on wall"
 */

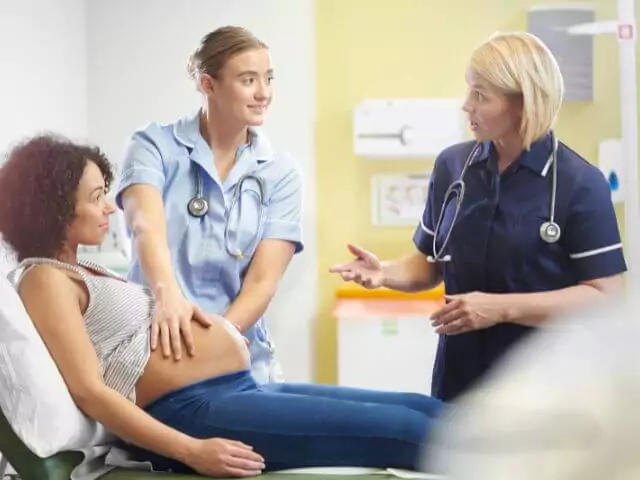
xmin=371 ymin=172 xmax=431 ymax=227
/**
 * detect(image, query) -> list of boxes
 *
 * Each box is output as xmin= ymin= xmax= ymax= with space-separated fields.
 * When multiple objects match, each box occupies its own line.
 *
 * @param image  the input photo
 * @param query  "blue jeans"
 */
xmin=136 ymin=370 xmax=445 ymax=473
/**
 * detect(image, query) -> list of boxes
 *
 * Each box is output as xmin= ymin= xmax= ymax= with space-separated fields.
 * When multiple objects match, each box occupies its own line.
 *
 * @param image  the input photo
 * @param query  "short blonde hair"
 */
xmin=469 ymin=31 xmax=564 ymax=150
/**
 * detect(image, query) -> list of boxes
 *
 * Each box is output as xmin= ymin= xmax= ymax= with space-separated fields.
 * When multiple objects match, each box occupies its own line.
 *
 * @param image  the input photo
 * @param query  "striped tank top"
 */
xmin=9 ymin=257 xmax=153 ymax=403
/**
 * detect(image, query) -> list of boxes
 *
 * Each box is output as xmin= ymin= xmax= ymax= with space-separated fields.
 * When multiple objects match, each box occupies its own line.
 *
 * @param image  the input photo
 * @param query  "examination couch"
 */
xmin=1 ymin=405 xmax=415 ymax=480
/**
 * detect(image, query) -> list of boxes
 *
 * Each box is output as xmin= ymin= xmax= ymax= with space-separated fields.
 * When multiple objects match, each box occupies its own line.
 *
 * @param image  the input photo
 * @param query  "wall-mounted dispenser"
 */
xmin=353 ymin=98 xmax=466 ymax=159
xmin=598 ymin=138 xmax=624 ymax=204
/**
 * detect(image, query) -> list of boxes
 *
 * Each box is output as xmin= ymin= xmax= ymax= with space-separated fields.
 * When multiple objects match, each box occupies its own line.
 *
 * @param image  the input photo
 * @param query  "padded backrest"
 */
xmin=0 ymin=238 xmax=111 ymax=477
xmin=0 ymin=405 xmax=83 ymax=480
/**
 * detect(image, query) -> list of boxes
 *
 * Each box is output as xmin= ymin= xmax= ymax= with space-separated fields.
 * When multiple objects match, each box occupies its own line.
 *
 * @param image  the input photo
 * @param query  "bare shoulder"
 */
xmin=18 ymin=264 xmax=80 ymax=305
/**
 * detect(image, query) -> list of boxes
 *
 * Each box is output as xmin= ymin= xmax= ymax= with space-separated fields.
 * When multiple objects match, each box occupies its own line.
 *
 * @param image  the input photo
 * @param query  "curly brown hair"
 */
xmin=0 ymin=134 xmax=114 ymax=261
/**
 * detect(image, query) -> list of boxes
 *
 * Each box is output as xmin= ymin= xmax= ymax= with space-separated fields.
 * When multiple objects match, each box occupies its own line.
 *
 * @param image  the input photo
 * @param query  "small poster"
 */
xmin=371 ymin=172 xmax=430 ymax=227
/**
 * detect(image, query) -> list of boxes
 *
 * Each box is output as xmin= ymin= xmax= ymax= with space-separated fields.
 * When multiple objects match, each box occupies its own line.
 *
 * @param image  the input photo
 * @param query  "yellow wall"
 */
xmin=315 ymin=0 xmax=624 ymax=384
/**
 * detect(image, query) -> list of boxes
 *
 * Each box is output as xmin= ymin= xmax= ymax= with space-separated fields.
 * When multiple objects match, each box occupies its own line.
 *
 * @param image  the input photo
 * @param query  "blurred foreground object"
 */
xmin=424 ymin=295 xmax=640 ymax=480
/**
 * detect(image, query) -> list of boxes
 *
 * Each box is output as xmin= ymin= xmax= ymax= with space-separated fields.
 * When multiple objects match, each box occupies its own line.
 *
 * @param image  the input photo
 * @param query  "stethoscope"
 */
xmin=187 ymin=166 xmax=268 ymax=260
xmin=428 ymin=132 xmax=561 ymax=263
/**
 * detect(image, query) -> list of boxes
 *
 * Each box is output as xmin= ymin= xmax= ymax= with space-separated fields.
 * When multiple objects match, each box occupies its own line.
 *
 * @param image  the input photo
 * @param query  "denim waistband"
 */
xmin=143 ymin=369 xmax=256 ymax=415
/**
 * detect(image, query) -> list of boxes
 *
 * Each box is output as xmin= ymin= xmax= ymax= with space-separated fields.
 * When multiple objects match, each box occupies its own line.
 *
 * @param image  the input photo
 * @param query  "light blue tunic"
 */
xmin=115 ymin=110 xmax=303 ymax=383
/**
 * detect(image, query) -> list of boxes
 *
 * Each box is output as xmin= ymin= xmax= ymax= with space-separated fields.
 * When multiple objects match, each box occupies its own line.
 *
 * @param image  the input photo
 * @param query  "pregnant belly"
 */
xmin=135 ymin=317 xmax=251 ymax=407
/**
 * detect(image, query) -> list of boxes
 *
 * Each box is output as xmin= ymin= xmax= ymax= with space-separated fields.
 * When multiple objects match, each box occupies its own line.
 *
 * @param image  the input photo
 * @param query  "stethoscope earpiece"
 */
xmin=426 ymin=253 xmax=452 ymax=264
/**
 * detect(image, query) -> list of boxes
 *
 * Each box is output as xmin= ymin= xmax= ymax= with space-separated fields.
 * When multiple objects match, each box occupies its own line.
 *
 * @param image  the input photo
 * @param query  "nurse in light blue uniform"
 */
xmin=115 ymin=26 xmax=303 ymax=383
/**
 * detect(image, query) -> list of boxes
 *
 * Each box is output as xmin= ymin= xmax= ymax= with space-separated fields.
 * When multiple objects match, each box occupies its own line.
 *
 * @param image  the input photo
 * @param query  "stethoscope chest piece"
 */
xmin=539 ymin=221 xmax=561 ymax=244
xmin=187 ymin=196 xmax=209 ymax=217
xmin=187 ymin=164 xmax=267 ymax=259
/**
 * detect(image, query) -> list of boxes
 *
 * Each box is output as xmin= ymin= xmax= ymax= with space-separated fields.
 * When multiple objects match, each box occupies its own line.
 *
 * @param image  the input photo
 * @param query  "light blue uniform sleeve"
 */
xmin=114 ymin=128 xmax=166 ymax=209
xmin=263 ymin=165 xmax=303 ymax=254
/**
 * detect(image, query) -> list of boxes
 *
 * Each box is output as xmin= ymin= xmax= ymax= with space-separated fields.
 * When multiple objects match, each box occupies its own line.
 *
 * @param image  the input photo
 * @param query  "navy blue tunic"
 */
xmin=413 ymin=134 xmax=627 ymax=401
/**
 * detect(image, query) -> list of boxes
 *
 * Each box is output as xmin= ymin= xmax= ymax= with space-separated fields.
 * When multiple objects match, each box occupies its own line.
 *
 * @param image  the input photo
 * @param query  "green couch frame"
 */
xmin=0 ymin=404 xmax=203 ymax=479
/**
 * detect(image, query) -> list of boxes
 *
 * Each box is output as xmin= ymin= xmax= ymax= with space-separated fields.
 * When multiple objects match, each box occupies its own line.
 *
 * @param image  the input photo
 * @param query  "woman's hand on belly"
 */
xmin=137 ymin=320 xmax=251 ymax=407
xmin=151 ymin=283 xmax=213 ymax=360
xmin=184 ymin=438 xmax=265 ymax=477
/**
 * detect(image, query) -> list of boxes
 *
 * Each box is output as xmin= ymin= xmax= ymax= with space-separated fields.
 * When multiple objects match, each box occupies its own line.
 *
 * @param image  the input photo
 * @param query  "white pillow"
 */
xmin=0 ymin=236 xmax=16 ymax=278
xmin=0 ymin=262 xmax=113 ymax=457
